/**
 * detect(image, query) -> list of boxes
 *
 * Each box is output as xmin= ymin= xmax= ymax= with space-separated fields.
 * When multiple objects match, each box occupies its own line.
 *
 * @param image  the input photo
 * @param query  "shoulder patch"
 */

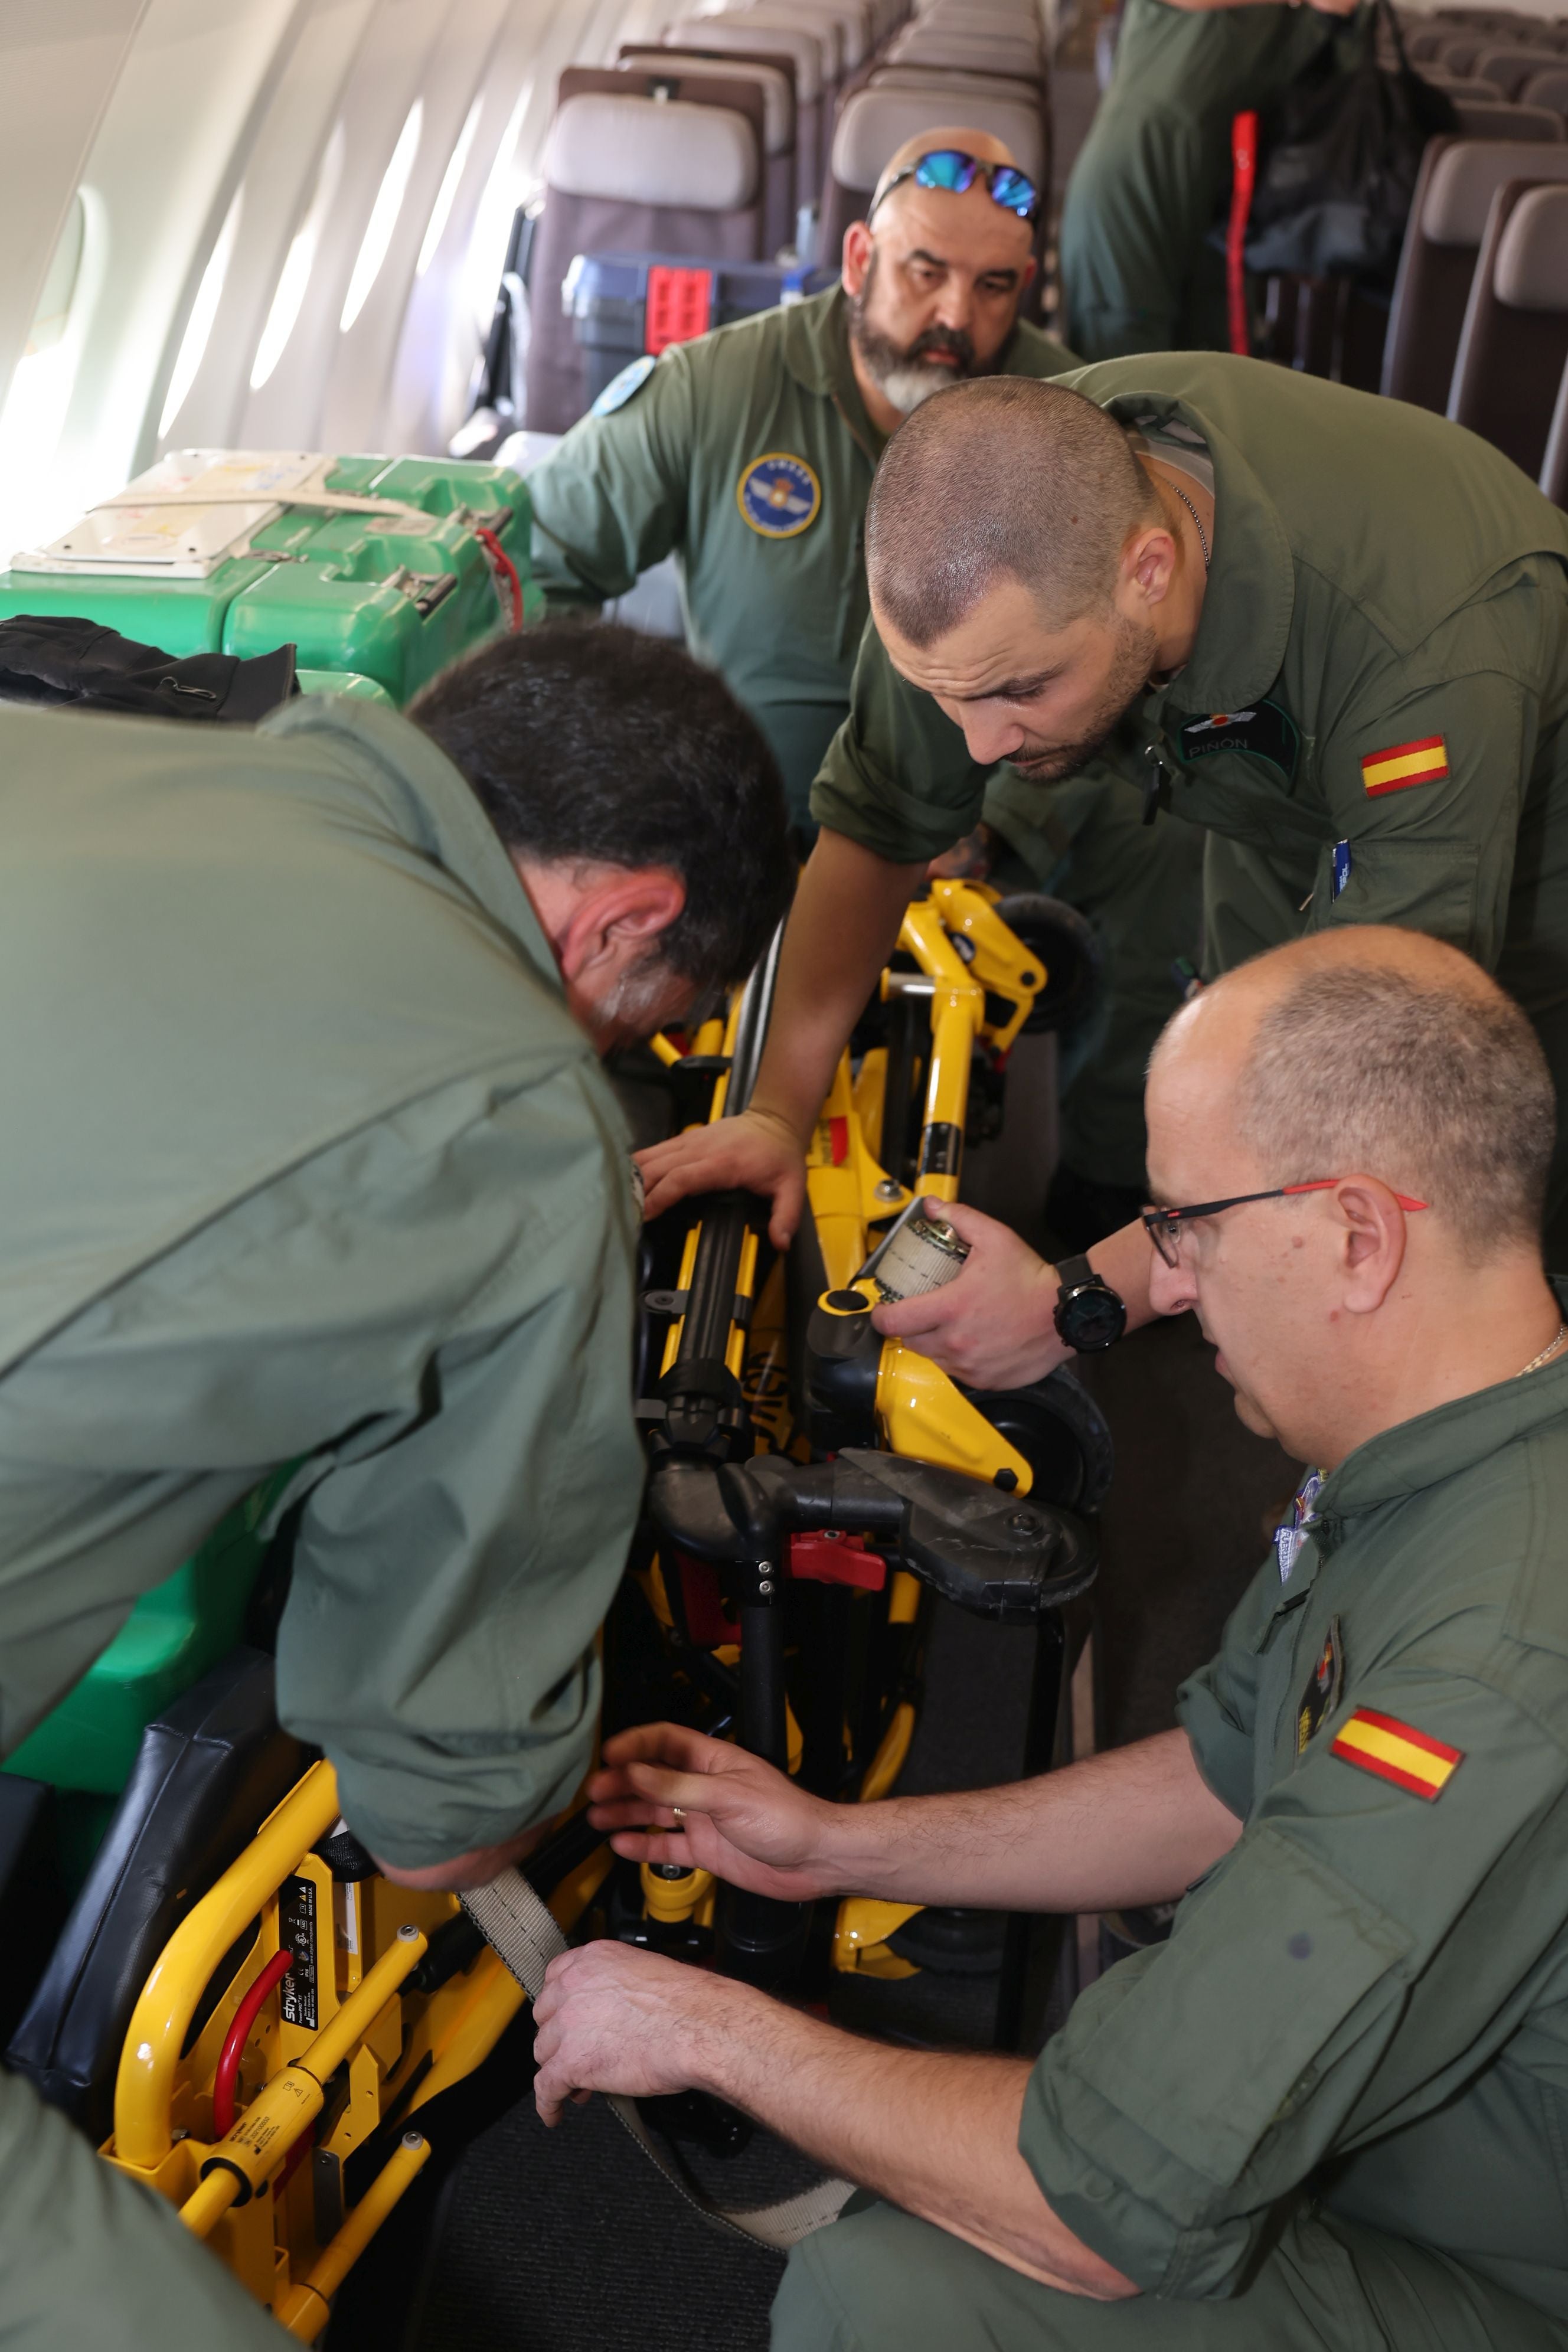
xmin=1361 ymin=736 xmax=1449 ymax=798
xmin=590 ymin=354 xmax=657 ymax=417
xmin=1331 ymin=1707 xmax=1462 ymax=1800
xmin=1174 ymin=701 xmax=1299 ymax=781
xmin=737 ymin=452 xmax=821 ymax=539
xmin=1296 ymin=1616 xmax=1343 ymax=1752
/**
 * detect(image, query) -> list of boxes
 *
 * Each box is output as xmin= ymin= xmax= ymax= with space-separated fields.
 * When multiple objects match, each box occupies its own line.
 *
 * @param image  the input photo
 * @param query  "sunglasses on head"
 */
xmin=869 ymin=149 xmax=1041 ymax=225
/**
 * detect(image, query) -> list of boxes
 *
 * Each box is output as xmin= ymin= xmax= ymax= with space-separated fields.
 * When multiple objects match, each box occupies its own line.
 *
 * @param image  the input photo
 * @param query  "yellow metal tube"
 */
xmin=115 ymin=1761 xmax=342 ymax=2168
xmin=648 ymin=1031 xmax=682 ymax=1067
xmin=179 ymin=1926 xmax=428 ymax=2237
xmin=277 ymin=2132 xmax=432 ymax=2340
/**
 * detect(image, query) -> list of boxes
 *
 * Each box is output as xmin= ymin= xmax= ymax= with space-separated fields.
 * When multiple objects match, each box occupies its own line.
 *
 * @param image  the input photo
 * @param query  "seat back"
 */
xmin=524 ymin=90 xmax=763 ymax=433
xmin=6 ymin=1649 xmax=308 ymax=2145
xmin=1521 ymin=64 xmax=1568 ymax=117
xmin=664 ymin=17 xmax=828 ymax=213
xmin=870 ymin=64 xmax=1046 ymax=103
xmin=1449 ymin=180 xmax=1568 ymax=475
xmin=1474 ymin=42 xmax=1568 ymax=96
xmin=888 ymin=25 xmax=1045 ymax=84
xmin=1382 ymin=134 xmax=1568 ymax=406
xmin=821 ymin=81 xmax=1047 ymax=262
xmin=1453 ymin=95 xmax=1567 ymax=137
xmin=1541 ymin=352 xmax=1568 ymax=507
xmin=618 ymin=50 xmax=797 ymax=254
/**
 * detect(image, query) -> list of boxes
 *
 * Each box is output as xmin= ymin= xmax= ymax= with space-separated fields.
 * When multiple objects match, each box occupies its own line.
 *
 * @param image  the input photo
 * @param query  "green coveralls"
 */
xmin=528 ymin=289 xmax=1198 ymax=1193
xmin=0 ymin=697 xmax=643 ymax=2347
xmin=776 ymin=1290 xmax=1568 ymax=2347
xmin=1059 ymin=0 xmax=1332 ymax=362
xmin=814 ymin=352 xmax=1568 ymax=1224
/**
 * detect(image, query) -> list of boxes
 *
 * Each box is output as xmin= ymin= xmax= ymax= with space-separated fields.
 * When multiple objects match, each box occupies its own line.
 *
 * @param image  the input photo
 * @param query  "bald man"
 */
xmin=530 ymin=135 xmax=1203 ymax=1236
xmin=530 ymin=926 xmax=1568 ymax=2352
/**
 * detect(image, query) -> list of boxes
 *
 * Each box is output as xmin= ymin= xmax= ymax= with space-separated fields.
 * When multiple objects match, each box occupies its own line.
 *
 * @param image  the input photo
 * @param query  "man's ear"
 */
xmin=1336 ymin=1179 xmax=1409 ymax=1315
xmin=1122 ymin=521 xmax=1179 ymax=613
xmin=556 ymin=868 xmax=685 ymax=984
xmin=842 ymin=220 xmax=873 ymax=297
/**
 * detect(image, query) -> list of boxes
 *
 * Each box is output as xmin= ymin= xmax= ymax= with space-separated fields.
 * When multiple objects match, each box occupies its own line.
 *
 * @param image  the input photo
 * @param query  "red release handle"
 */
xmin=1228 ymin=110 xmax=1259 ymax=359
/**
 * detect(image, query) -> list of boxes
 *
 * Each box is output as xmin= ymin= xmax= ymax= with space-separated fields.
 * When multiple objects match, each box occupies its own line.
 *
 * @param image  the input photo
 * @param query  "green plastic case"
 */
xmin=0 ymin=449 xmax=542 ymax=706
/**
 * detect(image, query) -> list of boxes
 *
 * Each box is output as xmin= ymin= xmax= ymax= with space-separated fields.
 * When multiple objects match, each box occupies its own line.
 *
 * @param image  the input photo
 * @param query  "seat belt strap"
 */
xmin=462 ymin=1867 xmax=854 ymax=2250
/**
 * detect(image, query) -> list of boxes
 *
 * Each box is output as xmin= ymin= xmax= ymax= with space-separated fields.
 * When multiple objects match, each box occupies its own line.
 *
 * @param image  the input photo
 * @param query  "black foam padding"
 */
xmin=0 ymin=1774 xmax=64 ymax=2045
xmin=6 ymin=1647 xmax=308 ymax=2144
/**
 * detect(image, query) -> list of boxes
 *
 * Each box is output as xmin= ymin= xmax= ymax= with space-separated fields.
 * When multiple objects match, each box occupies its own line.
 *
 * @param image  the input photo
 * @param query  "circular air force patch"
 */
xmin=736 ymin=452 xmax=821 ymax=538
xmin=590 ymin=354 xmax=657 ymax=417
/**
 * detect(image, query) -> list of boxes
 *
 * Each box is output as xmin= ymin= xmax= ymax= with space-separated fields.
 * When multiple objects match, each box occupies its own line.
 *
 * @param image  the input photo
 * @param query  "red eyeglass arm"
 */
xmin=1282 ymin=1181 xmax=1429 ymax=1211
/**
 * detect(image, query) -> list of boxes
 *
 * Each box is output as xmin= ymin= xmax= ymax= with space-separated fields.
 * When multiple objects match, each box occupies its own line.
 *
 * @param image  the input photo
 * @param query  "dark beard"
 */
xmin=1007 ymin=613 xmax=1160 ymax=782
xmin=848 ymin=250 xmax=983 ymax=401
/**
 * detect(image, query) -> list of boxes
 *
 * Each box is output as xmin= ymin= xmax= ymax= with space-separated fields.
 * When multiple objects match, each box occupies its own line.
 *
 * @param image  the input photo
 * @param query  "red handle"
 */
xmin=1228 ymin=110 xmax=1259 ymax=358
xmin=211 ymin=1947 xmax=293 ymax=2137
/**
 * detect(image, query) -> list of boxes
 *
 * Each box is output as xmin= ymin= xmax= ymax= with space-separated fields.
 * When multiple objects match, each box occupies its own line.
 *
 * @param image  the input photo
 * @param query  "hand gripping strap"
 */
xmin=462 ymin=1867 xmax=854 ymax=2250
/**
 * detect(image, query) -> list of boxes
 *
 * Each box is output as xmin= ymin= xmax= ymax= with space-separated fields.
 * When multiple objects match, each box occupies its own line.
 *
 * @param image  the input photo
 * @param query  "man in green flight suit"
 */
xmin=1059 ymin=0 xmax=1351 ymax=364
xmin=638 ymin=357 xmax=1568 ymax=1358
xmin=527 ymin=128 xmax=1206 ymax=1236
xmin=530 ymin=925 xmax=1568 ymax=2350
xmin=0 ymin=622 xmax=788 ymax=2351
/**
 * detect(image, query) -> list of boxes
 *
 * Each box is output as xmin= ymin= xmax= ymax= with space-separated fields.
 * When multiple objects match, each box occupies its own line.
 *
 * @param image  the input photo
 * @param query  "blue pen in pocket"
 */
xmin=1331 ymin=840 xmax=1353 ymax=900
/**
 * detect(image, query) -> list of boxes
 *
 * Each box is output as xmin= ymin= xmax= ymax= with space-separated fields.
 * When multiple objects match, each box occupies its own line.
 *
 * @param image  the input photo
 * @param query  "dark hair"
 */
xmin=865 ymin=375 xmax=1159 ymax=647
xmin=410 ymin=620 xmax=792 ymax=988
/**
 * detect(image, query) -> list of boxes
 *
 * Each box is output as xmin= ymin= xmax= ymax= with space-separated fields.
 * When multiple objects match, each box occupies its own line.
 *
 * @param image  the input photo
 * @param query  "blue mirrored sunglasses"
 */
xmin=870 ymin=149 xmax=1040 ymax=224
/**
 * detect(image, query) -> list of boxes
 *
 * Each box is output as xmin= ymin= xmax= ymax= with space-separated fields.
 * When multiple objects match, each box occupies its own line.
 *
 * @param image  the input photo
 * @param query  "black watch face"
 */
xmin=1060 ymin=1282 xmax=1125 ymax=1352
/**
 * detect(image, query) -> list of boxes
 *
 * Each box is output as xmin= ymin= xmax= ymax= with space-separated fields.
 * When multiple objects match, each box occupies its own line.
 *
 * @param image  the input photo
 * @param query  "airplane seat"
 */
xmin=1448 ymin=181 xmax=1568 ymax=476
xmin=1451 ymin=95 xmax=1567 ymax=138
xmin=6 ymin=1648 xmax=309 ymax=2147
xmin=1521 ymin=66 xmax=1568 ymax=119
xmin=1381 ymin=135 xmax=1568 ymax=409
xmin=523 ymin=92 xmax=763 ymax=435
xmin=664 ymin=18 xmax=829 ymax=221
xmin=619 ymin=48 xmax=798 ymax=256
xmin=1541 ymin=352 xmax=1568 ymax=508
xmin=1474 ymin=42 xmax=1568 ymax=96
xmin=821 ymin=82 xmax=1048 ymax=290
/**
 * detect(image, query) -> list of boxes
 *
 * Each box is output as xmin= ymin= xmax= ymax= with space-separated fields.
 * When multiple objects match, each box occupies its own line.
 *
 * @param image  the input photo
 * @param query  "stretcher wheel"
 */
xmin=991 ymin=893 xmax=1103 ymax=1038
xmin=965 ymin=1368 xmax=1113 ymax=1514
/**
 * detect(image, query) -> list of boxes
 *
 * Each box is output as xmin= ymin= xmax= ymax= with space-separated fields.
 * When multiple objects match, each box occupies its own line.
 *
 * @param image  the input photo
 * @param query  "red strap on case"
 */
xmin=1228 ymin=110 xmax=1259 ymax=358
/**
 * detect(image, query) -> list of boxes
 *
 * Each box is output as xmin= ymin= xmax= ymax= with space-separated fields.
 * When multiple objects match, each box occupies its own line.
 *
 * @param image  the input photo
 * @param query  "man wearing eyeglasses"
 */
xmin=530 ymin=925 xmax=1568 ymax=2350
xmin=527 ymin=129 xmax=1205 ymax=1247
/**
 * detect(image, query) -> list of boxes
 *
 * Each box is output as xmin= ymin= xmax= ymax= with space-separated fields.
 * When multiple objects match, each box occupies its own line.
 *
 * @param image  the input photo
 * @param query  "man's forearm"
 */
xmin=749 ymin=830 xmax=927 ymax=1142
xmin=692 ymin=1989 xmax=1135 ymax=2297
xmin=817 ymin=1730 xmax=1240 ymax=1912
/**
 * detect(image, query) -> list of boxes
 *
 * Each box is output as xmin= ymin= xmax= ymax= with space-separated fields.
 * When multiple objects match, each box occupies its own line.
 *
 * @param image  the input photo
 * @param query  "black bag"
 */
xmin=1241 ymin=0 xmax=1458 ymax=286
xmin=0 ymin=613 xmax=297 ymax=721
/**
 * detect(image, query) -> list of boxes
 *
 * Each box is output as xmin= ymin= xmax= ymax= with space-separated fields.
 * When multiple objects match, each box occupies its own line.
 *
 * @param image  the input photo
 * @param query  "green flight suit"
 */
xmin=528 ymin=289 xmax=1198 ymax=1191
xmin=527 ymin=286 xmax=1076 ymax=824
xmin=1059 ymin=0 xmax=1333 ymax=364
xmin=0 ymin=695 xmax=643 ymax=2347
xmin=813 ymin=353 xmax=1568 ymax=1223
xmin=775 ymin=1288 xmax=1568 ymax=2347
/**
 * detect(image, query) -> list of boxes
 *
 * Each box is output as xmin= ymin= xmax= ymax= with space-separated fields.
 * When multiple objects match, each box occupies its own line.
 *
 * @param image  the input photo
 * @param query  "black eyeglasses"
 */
xmin=1142 ymin=1178 xmax=1429 ymax=1268
xmin=868 ymin=149 xmax=1041 ymax=225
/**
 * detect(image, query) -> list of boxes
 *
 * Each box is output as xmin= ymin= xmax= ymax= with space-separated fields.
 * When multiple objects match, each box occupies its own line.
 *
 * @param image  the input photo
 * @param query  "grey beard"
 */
xmin=874 ymin=363 xmax=958 ymax=417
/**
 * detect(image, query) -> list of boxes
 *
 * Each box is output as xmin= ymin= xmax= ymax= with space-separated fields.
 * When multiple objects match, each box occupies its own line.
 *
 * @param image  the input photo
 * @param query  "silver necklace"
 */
xmin=1515 ymin=1322 xmax=1567 ymax=1378
xmin=1167 ymin=478 xmax=1211 ymax=570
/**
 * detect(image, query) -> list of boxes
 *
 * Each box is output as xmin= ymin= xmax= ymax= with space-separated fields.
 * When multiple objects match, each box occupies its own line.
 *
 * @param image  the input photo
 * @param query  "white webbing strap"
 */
xmin=96 ymin=489 xmax=440 ymax=530
xmin=462 ymin=1867 xmax=854 ymax=2250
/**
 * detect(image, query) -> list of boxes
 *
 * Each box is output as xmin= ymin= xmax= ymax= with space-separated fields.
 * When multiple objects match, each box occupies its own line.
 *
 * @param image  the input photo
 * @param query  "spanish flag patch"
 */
xmin=1331 ymin=1707 xmax=1462 ymax=1800
xmin=1361 ymin=736 xmax=1449 ymax=798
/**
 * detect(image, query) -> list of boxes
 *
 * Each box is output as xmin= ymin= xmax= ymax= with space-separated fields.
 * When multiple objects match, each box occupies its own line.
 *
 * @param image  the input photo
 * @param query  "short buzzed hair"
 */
xmin=1234 ymin=959 xmax=1556 ymax=1259
xmin=865 ymin=377 xmax=1159 ymax=646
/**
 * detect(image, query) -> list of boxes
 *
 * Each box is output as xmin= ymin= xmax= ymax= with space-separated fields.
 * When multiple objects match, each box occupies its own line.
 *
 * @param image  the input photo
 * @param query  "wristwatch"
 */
xmin=1053 ymin=1253 xmax=1126 ymax=1353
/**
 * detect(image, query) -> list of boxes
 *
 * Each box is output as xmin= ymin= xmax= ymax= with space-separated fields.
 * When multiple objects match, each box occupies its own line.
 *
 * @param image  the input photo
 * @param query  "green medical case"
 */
xmin=0 ymin=449 xmax=542 ymax=707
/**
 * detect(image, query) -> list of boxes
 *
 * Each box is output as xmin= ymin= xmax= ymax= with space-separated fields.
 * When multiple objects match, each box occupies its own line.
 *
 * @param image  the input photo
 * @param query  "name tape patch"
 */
xmin=1174 ymin=700 xmax=1299 ymax=782
xmin=737 ymin=452 xmax=821 ymax=539
xmin=1361 ymin=735 xmax=1449 ymax=798
xmin=1331 ymin=1706 xmax=1462 ymax=1800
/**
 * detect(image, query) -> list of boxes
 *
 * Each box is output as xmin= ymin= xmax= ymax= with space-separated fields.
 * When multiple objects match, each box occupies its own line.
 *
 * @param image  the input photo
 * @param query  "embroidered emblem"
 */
xmin=1174 ymin=701 xmax=1300 ymax=781
xmin=591 ymin=354 xmax=657 ymax=417
xmin=736 ymin=452 xmax=821 ymax=539
xmin=1275 ymin=1468 xmax=1323 ymax=1583
xmin=1331 ymin=1708 xmax=1463 ymax=1800
xmin=1296 ymin=1616 xmax=1344 ymax=1753
xmin=1361 ymin=736 xmax=1449 ymax=798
